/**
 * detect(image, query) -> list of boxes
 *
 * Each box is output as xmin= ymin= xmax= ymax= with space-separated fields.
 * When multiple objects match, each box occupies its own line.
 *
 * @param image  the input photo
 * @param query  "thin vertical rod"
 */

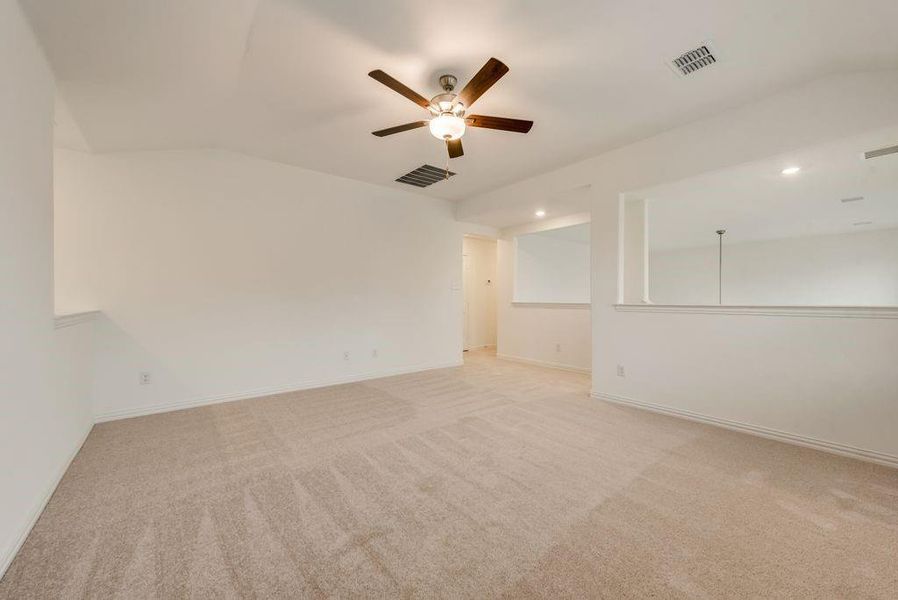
xmin=716 ymin=229 xmax=726 ymax=305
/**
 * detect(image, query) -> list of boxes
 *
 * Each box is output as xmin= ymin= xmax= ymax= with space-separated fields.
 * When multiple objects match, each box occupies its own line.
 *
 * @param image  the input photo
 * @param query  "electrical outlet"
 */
xmin=555 ymin=343 xmax=562 ymax=352
xmin=372 ymin=349 xmax=378 ymax=358
xmin=616 ymin=365 xmax=625 ymax=377
xmin=343 ymin=351 xmax=350 ymax=361
xmin=139 ymin=371 xmax=152 ymax=385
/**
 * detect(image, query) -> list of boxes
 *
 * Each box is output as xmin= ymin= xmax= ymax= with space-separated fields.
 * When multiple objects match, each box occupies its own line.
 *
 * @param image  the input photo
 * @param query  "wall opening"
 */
xmin=462 ymin=236 xmax=498 ymax=352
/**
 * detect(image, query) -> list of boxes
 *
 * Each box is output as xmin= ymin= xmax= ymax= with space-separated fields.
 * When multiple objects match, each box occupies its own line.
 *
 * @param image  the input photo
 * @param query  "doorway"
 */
xmin=462 ymin=236 xmax=498 ymax=352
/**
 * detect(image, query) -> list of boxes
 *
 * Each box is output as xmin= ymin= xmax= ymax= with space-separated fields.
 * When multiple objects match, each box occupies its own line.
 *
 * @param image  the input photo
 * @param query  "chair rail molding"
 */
xmin=614 ymin=304 xmax=898 ymax=319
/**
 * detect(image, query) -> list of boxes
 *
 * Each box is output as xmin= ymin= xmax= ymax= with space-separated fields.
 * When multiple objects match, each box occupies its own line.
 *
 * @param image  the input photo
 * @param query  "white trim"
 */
xmin=94 ymin=360 xmax=464 ymax=423
xmin=0 ymin=421 xmax=93 ymax=580
xmin=53 ymin=310 xmax=101 ymax=329
xmin=592 ymin=391 xmax=898 ymax=469
xmin=511 ymin=302 xmax=590 ymax=309
xmin=614 ymin=303 xmax=898 ymax=319
xmin=497 ymin=353 xmax=591 ymax=374
xmin=616 ymin=193 xmax=627 ymax=305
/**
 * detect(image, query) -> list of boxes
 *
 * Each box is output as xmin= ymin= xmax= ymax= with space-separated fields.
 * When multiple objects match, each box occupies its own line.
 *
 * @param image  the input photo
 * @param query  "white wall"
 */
xmin=0 ymin=1 xmax=94 ymax=577
xmin=462 ymin=236 xmax=497 ymax=349
xmin=461 ymin=70 xmax=898 ymax=462
xmin=514 ymin=224 xmax=590 ymax=304
xmin=622 ymin=198 xmax=648 ymax=304
xmin=650 ymin=227 xmax=898 ymax=306
xmin=54 ymin=148 xmax=465 ymax=420
xmin=496 ymin=214 xmax=592 ymax=372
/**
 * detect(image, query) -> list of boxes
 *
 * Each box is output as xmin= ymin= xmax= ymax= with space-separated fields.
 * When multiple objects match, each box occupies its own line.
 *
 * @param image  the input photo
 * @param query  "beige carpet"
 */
xmin=1 ymin=349 xmax=896 ymax=598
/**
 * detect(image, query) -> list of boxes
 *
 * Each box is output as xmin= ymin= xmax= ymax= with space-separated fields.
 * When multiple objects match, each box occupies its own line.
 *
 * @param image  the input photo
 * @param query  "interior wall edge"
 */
xmin=0 ymin=421 xmax=94 ymax=581
xmin=499 ymin=212 xmax=591 ymax=239
xmin=592 ymin=391 xmax=898 ymax=470
xmin=93 ymin=359 xmax=464 ymax=423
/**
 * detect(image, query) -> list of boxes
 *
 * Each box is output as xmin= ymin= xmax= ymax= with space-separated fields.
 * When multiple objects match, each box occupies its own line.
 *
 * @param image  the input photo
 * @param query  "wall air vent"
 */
xmin=864 ymin=144 xmax=898 ymax=160
xmin=669 ymin=43 xmax=718 ymax=77
xmin=395 ymin=164 xmax=455 ymax=188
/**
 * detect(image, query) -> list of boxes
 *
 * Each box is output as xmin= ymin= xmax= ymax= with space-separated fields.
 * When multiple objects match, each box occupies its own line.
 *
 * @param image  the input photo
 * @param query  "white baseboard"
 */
xmin=0 ymin=420 xmax=93 ymax=580
xmin=592 ymin=391 xmax=898 ymax=469
xmin=497 ymin=353 xmax=591 ymax=374
xmin=53 ymin=310 xmax=101 ymax=329
xmin=94 ymin=360 xmax=464 ymax=423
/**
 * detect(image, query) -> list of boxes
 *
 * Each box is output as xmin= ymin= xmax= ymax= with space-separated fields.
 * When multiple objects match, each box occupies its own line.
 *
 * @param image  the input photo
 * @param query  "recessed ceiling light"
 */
xmin=535 ymin=210 xmax=546 ymax=218
xmin=781 ymin=166 xmax=801 ymax=175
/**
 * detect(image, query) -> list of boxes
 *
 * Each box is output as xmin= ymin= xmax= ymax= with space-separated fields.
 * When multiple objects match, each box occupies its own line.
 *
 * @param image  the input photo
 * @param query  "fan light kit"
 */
xmin=369 ymin=58 xmax=533 ymax=160
xmin=429 ymin=114 xmax=466 ymax=141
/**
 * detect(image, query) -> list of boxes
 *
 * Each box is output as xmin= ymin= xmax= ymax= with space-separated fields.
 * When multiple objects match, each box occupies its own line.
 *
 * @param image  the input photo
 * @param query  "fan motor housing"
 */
xmin=429 ymin=91 xmax=464 ymax=117
xmin=438 ymin=74 xmax=457 ymax=91
xmin=431 ymin=74 xmax=464 ymax=115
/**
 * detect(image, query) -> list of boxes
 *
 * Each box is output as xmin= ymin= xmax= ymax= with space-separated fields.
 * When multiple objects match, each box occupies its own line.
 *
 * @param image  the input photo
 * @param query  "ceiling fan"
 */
xmin=368 ymin=57 xmax=533 ymax=160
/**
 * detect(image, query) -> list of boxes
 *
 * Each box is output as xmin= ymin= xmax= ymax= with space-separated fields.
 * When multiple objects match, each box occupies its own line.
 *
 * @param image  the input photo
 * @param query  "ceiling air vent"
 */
xmin=669 ymin=43 xmax=718 ymax=77
xmin=864 ymin=144 xmax=898 ymax=160
xmin=395 ymin=164 xmax=455 ymax=188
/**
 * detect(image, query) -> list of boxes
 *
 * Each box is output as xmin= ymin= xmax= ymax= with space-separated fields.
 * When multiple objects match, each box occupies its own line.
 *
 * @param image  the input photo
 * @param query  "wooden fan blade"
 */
xmin=457 ymin=58 xmax=509 ymax=109
xmin=466 ymin=115 xmax=533 ymax=133
xmin=372 ymin=121 xmax=428 ymax=137
xmin=447 ymin=138 xmax=463 ymax=159
xmin=368 ymin=70 xmax=431 ymax=108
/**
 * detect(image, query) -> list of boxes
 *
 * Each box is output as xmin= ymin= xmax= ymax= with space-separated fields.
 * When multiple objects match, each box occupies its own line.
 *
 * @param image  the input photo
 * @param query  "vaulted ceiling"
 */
xmin=22 ymin=0 xmax=898 ymax=201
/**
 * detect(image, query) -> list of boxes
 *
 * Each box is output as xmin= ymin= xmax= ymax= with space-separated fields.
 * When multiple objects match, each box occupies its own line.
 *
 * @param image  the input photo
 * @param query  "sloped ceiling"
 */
xmin=23 ymin=0 xmax=898 ymax=201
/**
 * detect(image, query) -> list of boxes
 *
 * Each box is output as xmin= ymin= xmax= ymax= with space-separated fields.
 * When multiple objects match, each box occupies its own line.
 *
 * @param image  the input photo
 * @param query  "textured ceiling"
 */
xmin=23 ymin=0 xmax=898 ymax=202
